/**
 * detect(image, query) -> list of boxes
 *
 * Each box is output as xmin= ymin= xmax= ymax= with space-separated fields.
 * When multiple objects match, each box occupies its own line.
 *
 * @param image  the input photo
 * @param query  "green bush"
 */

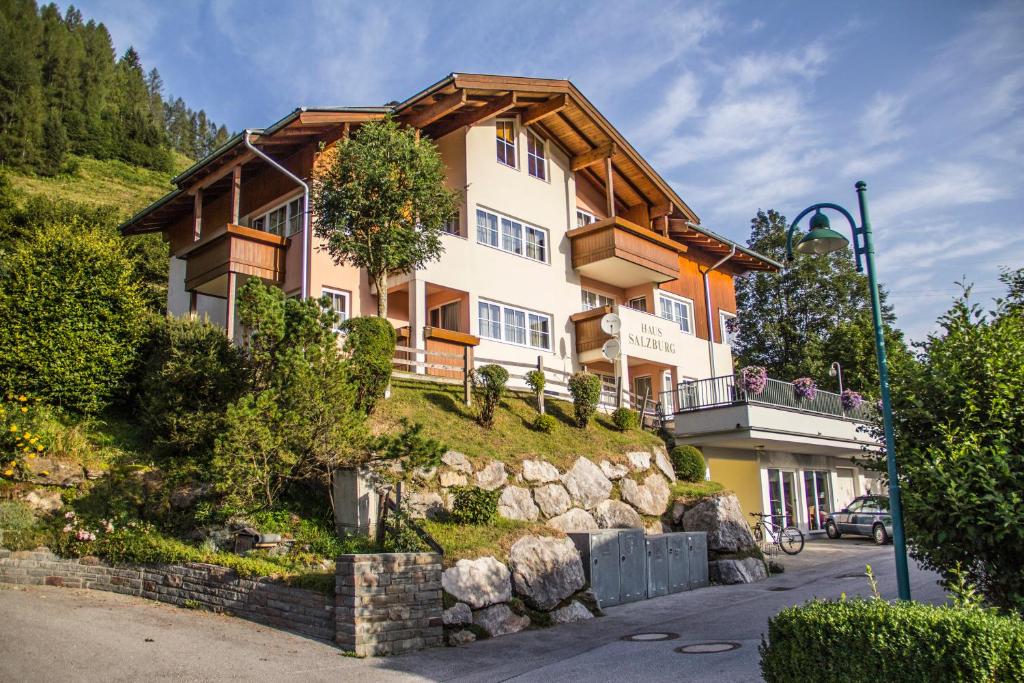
xmin=611 ymin=407 xmax=639 ymax=431
xmin=340 ymin=315 xmax=396 ymax=415
xmin=670 ymin=445 xmax=705 ymax=482
xmin=568 ymin=372 xmax=602 ymax=428
xmin=532 ymin=414 xmax=557 ymax=433
xmin=760 ymin=598 xmax=1024 ymax=683
xmin=0 ymin=500 xmax=36 ymax=531
xmin=449 ymin=486 xmax=499 ymax=525
xmin=525 ymin=370 xmax=545 ymax=395
xmin=0 ymin=221 xmax=147 ymax=413
xmin=472 ymin=364 xmax=508 ymax=428
xmin=135 ymin=316 xmax=246 ymax=461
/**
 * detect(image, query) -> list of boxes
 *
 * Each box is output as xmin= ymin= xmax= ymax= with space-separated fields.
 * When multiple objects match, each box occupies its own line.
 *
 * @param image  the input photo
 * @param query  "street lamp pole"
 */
xmin=785 ymin=181 xmax=912 ymax=601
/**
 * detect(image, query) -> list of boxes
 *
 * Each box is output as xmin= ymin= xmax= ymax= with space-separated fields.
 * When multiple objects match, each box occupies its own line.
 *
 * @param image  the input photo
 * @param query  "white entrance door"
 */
xmin=661 ymin=370 xmax=674 ymax=413
xmin=766 ymin=468 xmax=799 ymax=528
xmin=833 ymin=468 xmax=856 ymax=510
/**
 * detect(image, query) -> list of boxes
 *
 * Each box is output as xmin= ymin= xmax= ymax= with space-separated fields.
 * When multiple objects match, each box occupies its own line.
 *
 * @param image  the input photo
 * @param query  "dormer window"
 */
xmin=496 ymin=119 xmax=517 ymax=168
xmin=527 ymin=129 xmax=547 ymax=180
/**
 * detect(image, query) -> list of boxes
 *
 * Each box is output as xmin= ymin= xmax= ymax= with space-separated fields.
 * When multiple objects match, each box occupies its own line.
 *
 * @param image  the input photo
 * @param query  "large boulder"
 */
xmin=626 ymin=452 xmax=651 ymax=471
xmin=533 ymin=483 xmax=572 ymax=518
xmin=443 ymin=602 xmax=473 ymax=626
xmin=26 ymin=457 xmax=83 ymax=488
xmin=475 ymin=461 xmax=508 ymax=491
xmin=599 ymin=460 xmax=629 ymax=480
xmin=448 ymin=629 xmax=476 ymax=646
xmin=653 ymin=448 xmax=677 ymax=482
xmin=561 ymin=457 xmax=612 ymax=509
xmin=522 ymin=459 xmax=560 ymax=483
xmin=547 ymin=508 xmax=599 ymax=532
xmin=473 ymin=604 xmax=530 ymax=637
xmin=710 ymin=557 xmax=768 ymax=584
xmin=441 ymin=557 xmax=512 ymax=609
xmin=22 ymin=489 xmax=62 ymax=513
xmin=439 ymin=470 xmax=468 ymax=488
xmin=508 ymin=535 xmax=586 ymax=610
xmin=497 ymin=486 xmax=540 ymax=521
xmin=406 ymin=492 xmax=446 ymax=520
xmin=619 ymin=473 xmax=672 ymax=516
xmin=551 ymin=601 xmax=595 ymax=624
xmin=593 ymin=499 xmax=643 ymax=529
xmin=442 ymin=450 xmax=474 ymax=474
xmin=682 ymin=493 xmax=757 ymax=553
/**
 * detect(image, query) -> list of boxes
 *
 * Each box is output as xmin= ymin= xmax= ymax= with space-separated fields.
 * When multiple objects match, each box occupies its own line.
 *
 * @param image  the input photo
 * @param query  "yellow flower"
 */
xmin=23 ymin=432 xmax=31 ymax=439
xmin=20 ymin=407 xmax=27 ymax=413
xmin=36 ymin=445 xmax=44 ymax=452
xmin=17 ymin=395 xmax=26 ymax=402
xmin=3 ymin=469 xmax=13 ymax=477
xmin=40 ymin=470 xmax=49 ymax=476
xmin=9 ymin=425 xmax=16 ymax=432
xmin=27 ymin=454 xmax=35 ymax=460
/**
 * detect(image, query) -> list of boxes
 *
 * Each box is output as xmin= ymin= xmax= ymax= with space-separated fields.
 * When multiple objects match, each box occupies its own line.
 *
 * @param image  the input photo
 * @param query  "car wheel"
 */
xmin=873 ymin=524 xmax=889 ymax=545
xmin=826 ymin=521 xmax=841 ymax=539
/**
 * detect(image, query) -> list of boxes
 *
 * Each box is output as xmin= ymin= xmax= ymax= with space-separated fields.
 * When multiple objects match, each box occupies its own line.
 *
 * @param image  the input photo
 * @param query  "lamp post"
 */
xmin=784 ymin=181 xmax=911 ymax=601
xmin=829 ymin=361 xmax=844 ymax=395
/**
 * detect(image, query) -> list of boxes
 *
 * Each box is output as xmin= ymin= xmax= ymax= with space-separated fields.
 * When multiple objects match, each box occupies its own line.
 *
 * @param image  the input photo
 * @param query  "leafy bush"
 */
xmin=135 ymin=316 xmax=246 ymax=462
xmin=0 ymin=221 xmax=147 ymax=412
xmin=0 ymin=500 xmax=36 ymax=530
xmin=532 ymin=414 xmax=557 ymax=433
xmin=370 ymin=420 xmax=445 ymax=477
xmin=340 ymin=315 xmax=396 ymax=415
xmin=760 ymin=598 xmax=1024 ymax=682
xmin=670 ymin=445 xmax=705 ymax=482
xmin=525 ymin=369 xmax=546 ymax=413
xmin=568 ymin=372 xmax=601 ymax=428
xmin=449 ymin=486 xmax=499 ymax=525
xmin=611 ymin=407 xmax=639 ymax=432
xmin=472 ymin=364 xmax=509 ymax=428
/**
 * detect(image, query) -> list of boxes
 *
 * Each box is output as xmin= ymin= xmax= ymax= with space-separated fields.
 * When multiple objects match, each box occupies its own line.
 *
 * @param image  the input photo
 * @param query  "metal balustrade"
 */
xmin=660 ymin=375 xmax=874 ymax=422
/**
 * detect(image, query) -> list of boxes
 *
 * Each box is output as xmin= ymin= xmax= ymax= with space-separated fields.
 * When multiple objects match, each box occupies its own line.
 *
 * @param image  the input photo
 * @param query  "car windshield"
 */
xmin=845 ymin=499 xmax=864 ymax=512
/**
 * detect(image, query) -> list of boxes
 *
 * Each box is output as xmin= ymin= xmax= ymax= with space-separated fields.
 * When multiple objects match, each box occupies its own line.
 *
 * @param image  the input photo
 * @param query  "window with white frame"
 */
xmin=429 ymin=300 xmax=461 ymax=331
xmin=443 ymin=209 xmax=460 ymax=236
xmin=658 ymin=292 xmax=695 ymax=334
xmin=476 ymin=208 xmax=548 ymax=263
xmin=478 ymin=299 xmax=552 ymax=351
xmin=581 ymin=290 xmax=614 ymax=310
xmin=321 ymin=288 xmax=349 ymax=333
xmin=576 ymin=209 xmax=597 ymax=228
xmin=526 ymin=129 xmax=547 ymax=180
xmin=720 ymin=311 xmax=739 ymax=345
xmin=496 ymin=119 xmax=517 ymax=168
xmin=250 ymin=196 xmax=303 ymax=237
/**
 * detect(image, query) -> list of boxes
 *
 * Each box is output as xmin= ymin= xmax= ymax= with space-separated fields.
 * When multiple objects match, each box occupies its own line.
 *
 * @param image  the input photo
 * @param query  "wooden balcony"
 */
xmin=180 ymin=223 xmax=288 ymax=293
xmin=570 ymin=306 xmax=614 ymax=355
xmin=566 ymin=216 xmax=684 ymax=288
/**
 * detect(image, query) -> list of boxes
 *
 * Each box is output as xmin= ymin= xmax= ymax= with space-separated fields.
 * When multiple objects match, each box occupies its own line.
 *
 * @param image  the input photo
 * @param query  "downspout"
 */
xmin=243 ymin=129 xmax=310 ymax=300
xmin=700 ymin=245 xmax=736 ymax=377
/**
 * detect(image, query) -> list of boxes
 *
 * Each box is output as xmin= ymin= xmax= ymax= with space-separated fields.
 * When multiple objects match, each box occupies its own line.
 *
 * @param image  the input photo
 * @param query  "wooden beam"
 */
xmin=651 ymin=202 xmax=673 ymax=219
xmin=429 ymin=92 xmax=518 ymax=140
xmin=572 ymin=142 xmax=616 ymax=172
xmin=402 ymin=89 xmax=467 ymax=129
xmin=230 ymin=165 xmax=241 ymax=225
xmin=191 ymin=151 xmax=255 ymax=192
xmin=521 ymin=94 xmax=567 ymax=126
xmin=604 ymin=155 xmax=615 ymax=217
xmin=193 ymin=190 xmax=202 ymax=241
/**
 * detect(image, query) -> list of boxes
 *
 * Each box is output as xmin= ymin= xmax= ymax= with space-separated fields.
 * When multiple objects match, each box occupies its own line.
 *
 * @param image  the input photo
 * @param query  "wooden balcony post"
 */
xmin=536 ymin=355 xmax=546 ymax=415
xmin=463 ymin=346 xmax=473 ymax=407
xmin=604 ymin=155 xmax=615 ymax=217
xmin=230 ymin=165 xmax=242 ymax=224
xmin=189 ymin=291 xmax=197 ymax=319
xmin=225 ymin=271 xmax=237 ymax=341
xmin=193 ymin=189 xmax=203 ymax=241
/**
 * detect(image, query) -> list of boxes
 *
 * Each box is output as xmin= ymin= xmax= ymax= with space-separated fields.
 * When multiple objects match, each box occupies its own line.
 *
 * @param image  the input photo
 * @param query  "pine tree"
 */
xmin=37 ymin=107 xmax=68 ymax=175
xmin=0 ymin=0 xmax=45 ymax=169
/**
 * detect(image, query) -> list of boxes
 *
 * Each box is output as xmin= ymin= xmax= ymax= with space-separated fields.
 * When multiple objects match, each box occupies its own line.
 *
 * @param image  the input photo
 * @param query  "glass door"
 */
xmin=661 ymin=370 xmax=674 ymax=413
xmin=767 ymin=469 xmax=799 ymax=528
xmin=803 ymin=470 xmax=832 ymax=531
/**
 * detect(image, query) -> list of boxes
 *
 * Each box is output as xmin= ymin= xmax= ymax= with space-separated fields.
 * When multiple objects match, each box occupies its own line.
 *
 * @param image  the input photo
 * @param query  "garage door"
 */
xmin=833 ymin=468 xmax=856 ymax=510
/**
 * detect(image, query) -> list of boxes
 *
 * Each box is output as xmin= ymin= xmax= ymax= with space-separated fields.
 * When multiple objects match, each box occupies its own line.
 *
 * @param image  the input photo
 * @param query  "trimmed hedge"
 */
xmin=341 ymin=315 xmax=396 ymax=415
xmin=472 ymin=364 xmax=508 ymax=428
xmin=760 ymin=598 xmax=1024 ymax=683
xmin=449 ymin=486 xmax=499 ymax=525
xmin=611 ymin=407 xmax=639 ymax=431
xmin=670 ymin=445 xmax=705 ymax=482
xmin=568 ymin=371 xmax=601 ymax=428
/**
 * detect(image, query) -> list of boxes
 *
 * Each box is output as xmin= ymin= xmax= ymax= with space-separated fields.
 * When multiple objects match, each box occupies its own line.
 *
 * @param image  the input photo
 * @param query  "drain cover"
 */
xmin=621 ymin=632 xmax=680 ymax=642
xmin=676 ymin=642 xmax=741 ymax=654
xmin=767 ymin=586 xmax=795 ymax=591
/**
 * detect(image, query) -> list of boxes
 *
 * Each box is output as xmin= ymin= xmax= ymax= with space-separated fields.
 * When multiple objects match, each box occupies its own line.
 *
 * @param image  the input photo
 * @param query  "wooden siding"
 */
xmin=658 ymin=253 xmax=738 ymax=342
xmin=182 ymin=224 xmax=287 ymax=290
xmin=570 ymin=307 xmax=613 ymax=354
xmin=567 ymin=216 xmax=681 ymax=280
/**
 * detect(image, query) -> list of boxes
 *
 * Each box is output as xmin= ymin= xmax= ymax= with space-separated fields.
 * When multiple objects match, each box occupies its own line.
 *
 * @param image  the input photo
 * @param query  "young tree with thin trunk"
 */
xmin=311 ymin=117 xmax=458 ymax=317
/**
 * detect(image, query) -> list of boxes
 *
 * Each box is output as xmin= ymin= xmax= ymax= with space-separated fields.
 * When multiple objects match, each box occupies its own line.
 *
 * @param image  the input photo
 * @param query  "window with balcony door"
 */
xmin=526 ymin=129 xmax=547 ymax=181
xmin=478 ymin=299 xmax=552 ymax=351
xmin=250 ymin=196 xmax=303 ymax=237
xmin=627 ymin=296 xmax=648 ymax=312
xmin=720 ymin=311 xmax=739 ymax=346
xmin=803 ymin=470 xmax=832 ymax=531
xmin=496 ymin=119 xmax=517 ymax=168
xmin=581 ymin=290 xmax=614 ymax=311
xmin=658 ymin=292 xmax=694 ymax=334
xmin=576 ymin=209 xmax=597 ymax=228
xmin=429 ymin=300 xmax=461 ymax=332
xmin=443 ymin=209 xmax=461 ymax=236
xmin=321 ymin=288 xmax=349 ymax=334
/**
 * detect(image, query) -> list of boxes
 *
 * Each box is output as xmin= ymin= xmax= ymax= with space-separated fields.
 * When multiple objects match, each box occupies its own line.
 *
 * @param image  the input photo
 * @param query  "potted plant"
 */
xmin=841 ymin=389 xmax=864 ymax=411
xmin=739 ymin=366 xmax=768 ymax=395
xmin=793 ymin=377 xmax=817 ymax=402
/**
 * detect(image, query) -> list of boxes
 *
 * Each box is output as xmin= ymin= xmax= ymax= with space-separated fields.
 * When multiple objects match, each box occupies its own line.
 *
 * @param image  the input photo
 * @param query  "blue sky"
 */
xmin=77 ymin=0 xmax=1023 ymax=341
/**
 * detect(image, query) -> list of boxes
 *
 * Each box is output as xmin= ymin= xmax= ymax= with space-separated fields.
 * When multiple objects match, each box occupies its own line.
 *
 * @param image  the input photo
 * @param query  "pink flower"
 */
xmin=63 ymin=524 xmax=74 ymax=533
xmin=74 ymin=529 xmax=96 ymax=542
xmin=64 ymin=511 xmax=76 ymax=520
xmin=103 ymin=521 xmax=114 ymax=533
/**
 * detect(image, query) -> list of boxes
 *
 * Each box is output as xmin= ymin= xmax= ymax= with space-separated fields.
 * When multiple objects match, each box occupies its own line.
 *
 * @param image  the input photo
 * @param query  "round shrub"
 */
xmin=612 ymin=407 xmax=640 ymax=431
xmin=532 ymin=413 xmax=557 ymax=433
xmin=341 ymin=316 xmax=397 ymax=415
xmin=449 ymin=486 xmax=499 ymax=525
xmin=0 ymin=221 xmax=147 ymax=413
xmin=525 ymin=369 xmax=545 ymax=395
xmin=671 ymin=445 xmax=705 ymax=482
xmin=568 ymin=371 xmax=602 ymax=428
xmin=473 ymin=364 xmax=509 ymax=428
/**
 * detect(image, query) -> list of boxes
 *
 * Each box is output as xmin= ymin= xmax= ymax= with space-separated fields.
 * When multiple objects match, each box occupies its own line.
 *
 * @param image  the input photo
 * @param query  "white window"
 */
xmin=576 ymin=209 xmax=597 ymax=228
xmin=478 ymin=299 xmax=552 ymax=351
xmin=662 ymin=370 xmax=675 ymax=413
xmin=496 ymin=119 xmax=517 ymax=168
xmin=720 ymin=311 xmax=739 ymax=346
xmin=476 ymin=208 xmax=548 ymax=263
xmin=250 ymin=196 xmax=303 ymax=237
xmin=321 ymin=288 xmax=349 ymax=333
xmin=429 ymin=300 xmax=461 ymax=331
xmin=627 ymin=296 xmax=648 ymax=312
xmin=527 ymin=129 xmax=547 ymax=180
xmin=581 ymin=290 xmax=614 ymax=310
xmin=658 ymin=292 xmax=694 ymax=334
xmin=443 ymin=211 xmax=460 ymax=236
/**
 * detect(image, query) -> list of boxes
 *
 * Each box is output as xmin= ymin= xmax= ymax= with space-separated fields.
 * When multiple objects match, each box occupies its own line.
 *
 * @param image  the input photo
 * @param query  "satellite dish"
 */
xmin=601 ymin=338 xmax=621 ymax=361
xmin=600 ymin=313 xmax=621 ymax=336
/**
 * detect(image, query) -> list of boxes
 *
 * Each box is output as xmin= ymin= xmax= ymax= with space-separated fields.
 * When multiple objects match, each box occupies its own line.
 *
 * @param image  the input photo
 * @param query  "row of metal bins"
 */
xmin=569 ymin=530 xmax=709 ymax=608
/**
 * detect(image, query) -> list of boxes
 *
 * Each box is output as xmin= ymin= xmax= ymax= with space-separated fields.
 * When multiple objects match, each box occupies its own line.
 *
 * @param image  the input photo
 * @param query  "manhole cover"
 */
xmin=676 ymin=642 xmax=742 ymax=654
xmin=767 ymin=586 xmax=795 ymax=591
xmin=621 ymin=632 xmax=680 ymax=642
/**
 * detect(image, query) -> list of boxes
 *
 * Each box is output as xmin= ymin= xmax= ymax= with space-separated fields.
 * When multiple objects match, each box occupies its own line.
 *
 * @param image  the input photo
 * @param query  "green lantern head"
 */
xmin=795 ymin=210 xmax=850 ymax=255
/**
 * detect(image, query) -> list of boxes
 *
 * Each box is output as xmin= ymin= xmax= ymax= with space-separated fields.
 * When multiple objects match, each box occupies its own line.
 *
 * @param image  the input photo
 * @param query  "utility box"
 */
xmin=618 ymin=528 xmax=646 ymax=604
xmin=569 ymin=530 xmax=623 ymax=607
xmin=666 ymin=533 xmax=690 ymax=593
xmin=645 ymin=535 xmax=669 ymax=598
xmin=684 ymin=532 xmax=709 ymax=589
xmin=333 ymin=467 xmax=379 ymax=537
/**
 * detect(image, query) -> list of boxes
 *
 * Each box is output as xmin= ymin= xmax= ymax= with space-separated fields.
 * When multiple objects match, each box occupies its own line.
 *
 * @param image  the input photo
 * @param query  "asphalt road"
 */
xmin=0 ymin=537 xmax=945 ymax=682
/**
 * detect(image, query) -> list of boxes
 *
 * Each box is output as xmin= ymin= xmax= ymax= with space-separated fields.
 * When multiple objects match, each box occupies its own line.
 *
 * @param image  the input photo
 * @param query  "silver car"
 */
xmin=825 ymin=495 xmax=894 ymax=545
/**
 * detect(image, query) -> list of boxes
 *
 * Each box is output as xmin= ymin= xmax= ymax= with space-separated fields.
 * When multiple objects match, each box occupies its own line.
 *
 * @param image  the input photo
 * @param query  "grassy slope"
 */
xmin=373 ymin=377 xmax=668 ymax=472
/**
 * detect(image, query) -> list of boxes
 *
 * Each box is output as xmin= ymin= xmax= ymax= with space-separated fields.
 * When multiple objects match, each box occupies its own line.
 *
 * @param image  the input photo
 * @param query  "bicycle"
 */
xmin=749 ymin=512 xmax=805 ymax=555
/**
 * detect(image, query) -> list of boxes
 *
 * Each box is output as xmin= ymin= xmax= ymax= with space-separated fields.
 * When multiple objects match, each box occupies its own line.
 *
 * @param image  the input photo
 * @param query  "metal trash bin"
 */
xmin=646 ymin=535 xmax=669 ymax=598
xmin=665 ymin=533 xmax=690 ymax=593
xmin=568 ymin=530 xmax=623 ymax=607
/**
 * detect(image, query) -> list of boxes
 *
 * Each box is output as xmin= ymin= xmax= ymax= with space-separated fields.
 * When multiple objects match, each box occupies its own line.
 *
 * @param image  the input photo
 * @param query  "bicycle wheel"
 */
xmin=753 ymin=524 xmax=764 ymax=543
xmin=779 ymin=526 xmax=805 ymax=555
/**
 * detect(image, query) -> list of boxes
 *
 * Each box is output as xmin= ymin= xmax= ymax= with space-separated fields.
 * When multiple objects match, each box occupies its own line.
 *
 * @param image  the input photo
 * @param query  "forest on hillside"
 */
xmin=0 ymin=0 xmax=229 ymax=176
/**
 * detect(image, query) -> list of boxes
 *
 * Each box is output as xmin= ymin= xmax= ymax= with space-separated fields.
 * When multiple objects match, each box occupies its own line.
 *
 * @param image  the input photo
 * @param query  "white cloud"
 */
xmin=872 ymin=163 xmax=1014 ymax=222
xmin=858 ymin=94 xmax=907 ymax=146
xmin=633 ymin=71 xmax=702 ymax=144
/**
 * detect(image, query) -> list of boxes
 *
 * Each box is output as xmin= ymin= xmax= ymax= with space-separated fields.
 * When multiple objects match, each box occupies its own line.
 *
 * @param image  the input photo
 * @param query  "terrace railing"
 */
xmin=661 ymin=374 xmax=874 ymax=422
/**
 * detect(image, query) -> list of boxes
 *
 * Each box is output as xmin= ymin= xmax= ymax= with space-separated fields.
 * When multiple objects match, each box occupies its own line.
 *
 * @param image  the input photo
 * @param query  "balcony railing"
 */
xmin=660 ymin=375 xmax=875 ymax=422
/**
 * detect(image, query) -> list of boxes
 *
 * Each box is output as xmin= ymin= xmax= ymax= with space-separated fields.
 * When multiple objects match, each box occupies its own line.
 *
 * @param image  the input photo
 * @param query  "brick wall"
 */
xmin=335 ymin=553 xmax=444 ymax=656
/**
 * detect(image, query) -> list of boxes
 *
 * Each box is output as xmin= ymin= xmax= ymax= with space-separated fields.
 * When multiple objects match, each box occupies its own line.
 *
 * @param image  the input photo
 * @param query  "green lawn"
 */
xmin=373 ymin=378 xmax=668 ymax=472
xmin=421 ymin=517 xmax=559 ymax=566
